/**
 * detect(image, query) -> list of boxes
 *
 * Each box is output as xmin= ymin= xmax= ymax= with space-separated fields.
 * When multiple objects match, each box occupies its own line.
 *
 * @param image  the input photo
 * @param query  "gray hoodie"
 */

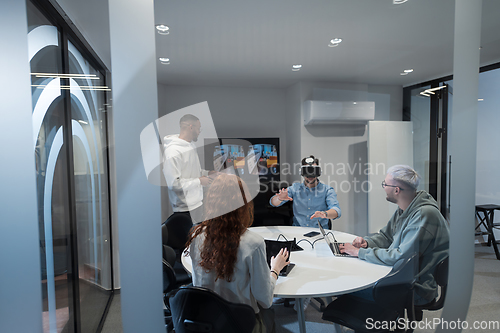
xmin=162 ymin=135 xmax=208 ymax=212
xmin=358 ymin=191 xmax=450 ymax=305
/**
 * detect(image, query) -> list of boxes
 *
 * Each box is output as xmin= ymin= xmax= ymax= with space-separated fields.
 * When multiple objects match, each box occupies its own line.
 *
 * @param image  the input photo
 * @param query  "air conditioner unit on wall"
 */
xmin=303 ymin=100 xmax=375 ymax=125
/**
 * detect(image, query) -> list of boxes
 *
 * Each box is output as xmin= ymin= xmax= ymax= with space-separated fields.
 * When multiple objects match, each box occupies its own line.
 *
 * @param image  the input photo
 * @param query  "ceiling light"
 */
xmin=328 ymin=38 xmax=343 ymax=47
xmin=400 ymin=72 xmax=408 ymax=76
xmin=31 ymin=73 xmax=98 ymax=79
xmin=478 ymin=98 xmax=484 ymax=101
xmin=393 ymin=0 xmax=408 ymax=4
xmin=427 ymin=86 xmax=446 ymax=92
xmin=419 ymin=85 xmax=447 ymax=97
xmin=156 ymin=24 xmax=170 ymax=35
xmin=403 ymin=69 xmax=413 ymax=73
xmin=31 ymin=84 xmax=110 ymax=91
xmin=292 ymin=64 xmax=302 ymax=71
xmin=159 ymin=57 xmax=170 ymax=64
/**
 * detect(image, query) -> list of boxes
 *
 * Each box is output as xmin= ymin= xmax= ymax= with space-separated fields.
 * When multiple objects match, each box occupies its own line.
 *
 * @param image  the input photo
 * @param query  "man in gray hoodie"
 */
xmin=163 ymin=114 xmax=215 ymax=224
xmin=340 ymin=165 xmax=449 ymax=305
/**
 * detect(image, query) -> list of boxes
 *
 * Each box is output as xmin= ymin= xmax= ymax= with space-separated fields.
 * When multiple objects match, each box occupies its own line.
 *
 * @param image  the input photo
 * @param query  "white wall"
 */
xmin=109 ymin=0 xmax=164 ymax=331
xmin=284 ymin=82 xmax=303 ymax=184
xmin=299 ymin=82 xmax=403 ymax=236
xmin=158 ymin=81 xmax=403 ymax=236
xmin=158 ymin=84 xmax=288 ymax=219
xmin=158 ymin=84 xmax=287 ymax=138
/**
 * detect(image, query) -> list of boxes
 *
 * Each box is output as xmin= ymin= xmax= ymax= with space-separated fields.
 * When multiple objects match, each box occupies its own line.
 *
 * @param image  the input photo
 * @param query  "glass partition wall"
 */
xmin=404 ymin=62 xmax=500 ymax=329
xmin=404 ymin=80 xmax=451 ymax=219
xmin=27 ymin=1 xmax=113 ymax=332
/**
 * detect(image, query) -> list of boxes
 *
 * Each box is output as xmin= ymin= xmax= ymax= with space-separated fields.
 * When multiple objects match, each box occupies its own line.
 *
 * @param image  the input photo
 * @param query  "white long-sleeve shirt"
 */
xmin=163 ymin=135 xmax=208 ymax=212
xmin=189 ymin=229 xmax=276 ymax=313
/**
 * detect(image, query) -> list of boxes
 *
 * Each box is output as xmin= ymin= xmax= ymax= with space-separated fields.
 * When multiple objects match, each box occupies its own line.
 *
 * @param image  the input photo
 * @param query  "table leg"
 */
xmin=488 ymin=210 xmax=500 ymax=260
xmin=296 ymin=298 xmax=306 ymax=333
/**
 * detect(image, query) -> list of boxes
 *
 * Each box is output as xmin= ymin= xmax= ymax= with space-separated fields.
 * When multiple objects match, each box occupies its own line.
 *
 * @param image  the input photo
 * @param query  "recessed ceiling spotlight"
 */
xmin=328 ymin=38 xmax=343 ymax=47
xmin=478 ymin=98 xmax=484 ymax=101
xmin=156 ymin=24 xmax=170 ymax=35
xmin=393 ymin=0 xmax=408 ymax=4
xmin=159 ymin=57 xmax=170 ymax=64
xmin=403 ymin=69 xmax=414 ymax=73
xmin=292 ymin=64 xmax=302 ymax=71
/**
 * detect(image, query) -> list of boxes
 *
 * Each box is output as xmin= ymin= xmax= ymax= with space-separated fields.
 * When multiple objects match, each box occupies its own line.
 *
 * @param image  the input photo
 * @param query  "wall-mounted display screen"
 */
xmin=204 ymin=138 xmax=280 ymax=182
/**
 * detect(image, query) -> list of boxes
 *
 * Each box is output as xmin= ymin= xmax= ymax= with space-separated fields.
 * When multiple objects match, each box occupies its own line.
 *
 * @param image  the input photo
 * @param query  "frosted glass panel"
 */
xmin=367 ymin=121 xmax=413 ymax=233
xmin=27 ymin=1 xmax=113 ymax=332
xmin=69 ymin=39 xmax=112 ymax=333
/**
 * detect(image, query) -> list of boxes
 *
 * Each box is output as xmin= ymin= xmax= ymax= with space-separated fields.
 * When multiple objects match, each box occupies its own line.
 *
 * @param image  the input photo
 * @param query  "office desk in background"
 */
xmin=182 ymin=226 xmax=392 ymax=333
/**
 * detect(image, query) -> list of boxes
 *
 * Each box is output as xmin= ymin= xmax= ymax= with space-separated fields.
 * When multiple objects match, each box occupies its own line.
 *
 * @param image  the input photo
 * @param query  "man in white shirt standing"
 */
xmin=163 ymin=114 xmax=215 ymax=224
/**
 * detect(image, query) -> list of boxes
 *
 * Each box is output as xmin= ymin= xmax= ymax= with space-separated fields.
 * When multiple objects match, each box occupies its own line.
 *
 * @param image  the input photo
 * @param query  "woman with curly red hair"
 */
xmin=185 ymin=173 xmax=289 ymax=333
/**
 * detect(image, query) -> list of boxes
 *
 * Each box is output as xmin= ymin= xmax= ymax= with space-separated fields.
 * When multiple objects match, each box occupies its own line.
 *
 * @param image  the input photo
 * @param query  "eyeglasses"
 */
xmin=381 ymin=180 xmax=403 ymax=190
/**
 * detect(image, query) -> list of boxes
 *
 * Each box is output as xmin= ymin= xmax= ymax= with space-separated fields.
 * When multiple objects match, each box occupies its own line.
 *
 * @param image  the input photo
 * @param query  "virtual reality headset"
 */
xmin=301 ymin=165 xmax=321 ymax=177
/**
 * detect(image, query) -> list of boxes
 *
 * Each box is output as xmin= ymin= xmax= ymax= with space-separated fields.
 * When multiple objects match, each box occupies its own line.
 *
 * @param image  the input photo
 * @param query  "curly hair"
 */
xmin=185 ymin=174 xmax=254 ymax=282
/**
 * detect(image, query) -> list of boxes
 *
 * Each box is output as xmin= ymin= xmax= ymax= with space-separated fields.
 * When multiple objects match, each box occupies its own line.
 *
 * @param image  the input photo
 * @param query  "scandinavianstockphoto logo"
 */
xmin=139 ymin=102 xmax=388 ymax=221
xmin=140 ymin=101 xmax=386 ymax=193
xmin=365 ymin=318 xmax=500 ymax=331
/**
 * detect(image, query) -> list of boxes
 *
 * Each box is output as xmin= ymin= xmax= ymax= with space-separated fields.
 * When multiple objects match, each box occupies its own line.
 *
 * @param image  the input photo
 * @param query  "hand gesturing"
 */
xmin=277 ymin=188 xmax=293 ymax=201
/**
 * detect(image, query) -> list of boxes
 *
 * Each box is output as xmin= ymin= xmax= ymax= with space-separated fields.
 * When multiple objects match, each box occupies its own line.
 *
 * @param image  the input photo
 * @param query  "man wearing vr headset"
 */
xmin=270 ymin=155 xmax=341 ymax=230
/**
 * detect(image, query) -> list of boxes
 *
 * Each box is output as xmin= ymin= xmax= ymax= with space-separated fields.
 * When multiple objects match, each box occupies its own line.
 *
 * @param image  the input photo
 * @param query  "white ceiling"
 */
xmin=154 ymin=0 xmax=500 ymax=88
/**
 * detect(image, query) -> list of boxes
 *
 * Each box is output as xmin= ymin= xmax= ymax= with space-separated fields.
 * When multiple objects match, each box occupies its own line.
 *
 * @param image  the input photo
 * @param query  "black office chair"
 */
xmin=414 ymin=256 xmax=449 ymax=321
xmin=164 ymin=213 xmax=193 ymax=256
xmin=162 ymin=222 xmax=194 ymax=329
xmin=161 ymin=218 xmax=192 ymax=287
xmin=322 ymin=253 xmax=418 ymax=333
xmin=166 ymin=286 xmax=256 ymax=333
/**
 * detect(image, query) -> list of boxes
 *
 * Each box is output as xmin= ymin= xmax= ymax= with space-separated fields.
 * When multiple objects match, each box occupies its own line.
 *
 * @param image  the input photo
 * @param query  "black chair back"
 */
xmin=415 ymin=256 xmax=449 ymax=317
xmin=167 ymin=286 xmax=256 ymax=333
xmin=322 ymin=253 xmax=418 ymax=333
xmin=162 ymin=214 xmax=193 ymax=289
xmin=373 ymin=253 xmax=418 ymax=313
xmin=163 ymin=259 xmax=177 ymax=294
xmin=161 ymin=224 xmax=177 ymax=266
xmin=164 ymin=213 xmax=193 ymax=250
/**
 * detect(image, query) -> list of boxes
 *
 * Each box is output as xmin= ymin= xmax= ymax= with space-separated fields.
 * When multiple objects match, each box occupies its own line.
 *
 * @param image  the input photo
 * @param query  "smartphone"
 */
xmin=303 ymin=231 xmax=320 ymax=237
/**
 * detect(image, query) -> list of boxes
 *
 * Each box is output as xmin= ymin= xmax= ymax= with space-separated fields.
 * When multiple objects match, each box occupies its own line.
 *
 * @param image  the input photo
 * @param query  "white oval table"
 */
xmin=182 ymin=226 xmax=392 ymax=333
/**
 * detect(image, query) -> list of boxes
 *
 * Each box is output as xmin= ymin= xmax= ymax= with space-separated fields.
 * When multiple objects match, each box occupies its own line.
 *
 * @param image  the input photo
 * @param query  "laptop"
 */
xmin=318 ymin=222 xmax=354 ymax=257
xmin=264 ymin=239 xmax=295 ymax=276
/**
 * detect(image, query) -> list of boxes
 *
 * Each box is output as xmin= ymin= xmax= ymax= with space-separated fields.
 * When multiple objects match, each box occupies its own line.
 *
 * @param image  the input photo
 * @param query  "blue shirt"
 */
xmin=270 ymin=181 xmax=341 ymax=229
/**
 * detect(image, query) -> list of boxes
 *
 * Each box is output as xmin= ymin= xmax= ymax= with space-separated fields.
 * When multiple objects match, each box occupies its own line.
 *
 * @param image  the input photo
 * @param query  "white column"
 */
xmin=0 ymin=0 xmax=43 ymax=332
xmin=108 ymin=0 xmax=164 ymax=331
xmin=438 ymin=0 xmax=481 ymax=331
